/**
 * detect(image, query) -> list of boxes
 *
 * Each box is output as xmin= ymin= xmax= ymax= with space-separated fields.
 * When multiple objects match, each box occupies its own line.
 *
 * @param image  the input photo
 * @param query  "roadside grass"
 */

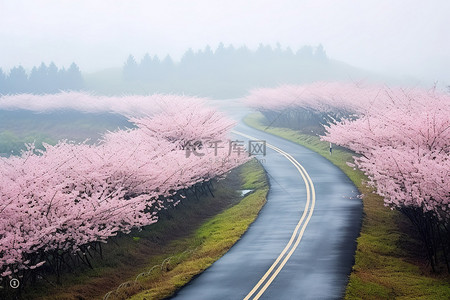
xmin=128 ymin=159 xmax=268 ymax=300
xmin=21 ymin=159 xmax=268 ymax=300
xmin=245 ymin=112 xmax=450 ymax=299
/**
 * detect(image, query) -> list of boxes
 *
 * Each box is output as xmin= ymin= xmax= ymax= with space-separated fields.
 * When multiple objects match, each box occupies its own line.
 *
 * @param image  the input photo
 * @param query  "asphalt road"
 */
xmin=171 ymin=102 xmax=362 ymax=300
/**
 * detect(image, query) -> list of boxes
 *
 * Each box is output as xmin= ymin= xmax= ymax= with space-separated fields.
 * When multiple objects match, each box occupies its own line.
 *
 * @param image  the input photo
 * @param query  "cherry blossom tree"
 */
xmin=246 ymin=81 xmax=449 ymax=271
xmin=0 ymin=94 xmax=247 ymax=286
xmin=322 ymin=89 xmax=450 ymax=272
xmin=245 ymin=82 xmax=444 ymax=134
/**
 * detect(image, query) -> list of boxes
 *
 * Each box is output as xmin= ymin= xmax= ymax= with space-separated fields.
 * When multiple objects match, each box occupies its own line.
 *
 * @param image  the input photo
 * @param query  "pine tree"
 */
xmin=314 ymin=44 xmax=327 ymax=61
xmin=35 ymin=62 xmax=49 ymax=93
xmin=139 ymin=53 xmax=153 ymax=80
xmin=123 ymin=55 xmax=138 ymax=81
xmin=47 ymin=62 xmax=59 ymax=93
xmin=161 ymin=55 xmax=174 ymax=79
xmin=6 ymin=65 xmax=29 ymax=94
xmin=0 ymin=68 xmax=6 ymax=94
xmin=66 ymin=62 xmax=83 ymax=90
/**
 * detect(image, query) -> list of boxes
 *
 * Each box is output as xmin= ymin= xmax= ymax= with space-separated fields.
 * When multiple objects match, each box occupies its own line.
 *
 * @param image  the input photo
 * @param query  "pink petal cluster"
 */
xmin=0 ymin=94 xmax=245 ymax=279
xmin=245 ymin=81 xmax=443 ymax=117
xmin=246 ymin=81 xmax=449 ymax=218
xmin=246 ymin=82 xmax=449 ymax=270
xmin=0 ymin=91 xmax=207 ymax=116
xmin=321 ymin=88 xmax=450 ymax=220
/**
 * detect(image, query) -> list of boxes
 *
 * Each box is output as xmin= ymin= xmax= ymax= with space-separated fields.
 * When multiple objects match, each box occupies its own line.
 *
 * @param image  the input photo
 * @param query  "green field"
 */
xmin=245 ymin=112 xmax=450 ymax=299
xmin=0 ymin=110 xmax=131 ymax=155
xmin=17 ymin=159 xmax=268 ymax=300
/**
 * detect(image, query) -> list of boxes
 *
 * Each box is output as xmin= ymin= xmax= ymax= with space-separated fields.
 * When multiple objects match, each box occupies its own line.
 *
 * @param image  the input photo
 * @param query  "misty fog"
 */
xmin=1 ymin=0 xmax=449 ymax=88
xmin=1 ymin=2 xmax=450 ymax=300
xmin=1 ymin=0 xmax=449 ymax=158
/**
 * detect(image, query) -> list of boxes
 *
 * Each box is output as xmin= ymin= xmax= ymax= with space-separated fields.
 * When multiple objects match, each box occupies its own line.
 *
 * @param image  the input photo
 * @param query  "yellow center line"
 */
xmin=232 ymin=130 xmax=316 ymax=300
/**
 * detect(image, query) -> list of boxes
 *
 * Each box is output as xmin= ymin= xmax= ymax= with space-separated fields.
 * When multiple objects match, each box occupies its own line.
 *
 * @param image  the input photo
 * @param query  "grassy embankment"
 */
xmin=245 ymin=112 xmax=450 ymax=299
xmin=19 ymin=159 xmax=268 ymax=300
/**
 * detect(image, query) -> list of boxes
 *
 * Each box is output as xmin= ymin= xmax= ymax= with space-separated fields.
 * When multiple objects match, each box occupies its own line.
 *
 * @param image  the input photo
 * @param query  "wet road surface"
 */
xmin=172 ymin=102 xmax=362 ymax=299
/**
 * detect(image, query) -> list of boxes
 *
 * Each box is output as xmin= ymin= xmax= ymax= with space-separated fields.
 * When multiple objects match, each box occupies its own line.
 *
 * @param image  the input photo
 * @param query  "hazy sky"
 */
xmin=1 ymin=0 xmax=449 ymax=84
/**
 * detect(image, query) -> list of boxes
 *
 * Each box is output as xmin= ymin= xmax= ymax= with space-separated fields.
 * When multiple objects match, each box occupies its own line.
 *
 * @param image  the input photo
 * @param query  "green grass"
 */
xmin=0 ymin=130 xmax=57 ymax=155
xmin=20 ymin=159 xmax=268 ymax=300
xmin=245 ymin=112 xmax=450 ymax=300
xmin=0 ymin=110 xmax=132 ymax=156
xmin=128 ymin=159 xmax=268 ymax=299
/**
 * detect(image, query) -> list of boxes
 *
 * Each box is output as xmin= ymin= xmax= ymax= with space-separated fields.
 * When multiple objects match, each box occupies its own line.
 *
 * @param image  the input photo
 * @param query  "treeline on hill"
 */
xmin=0 ymin=62 xmax=83 ymax=94
xmin=121 ymin=43 xmax=331 ymax=91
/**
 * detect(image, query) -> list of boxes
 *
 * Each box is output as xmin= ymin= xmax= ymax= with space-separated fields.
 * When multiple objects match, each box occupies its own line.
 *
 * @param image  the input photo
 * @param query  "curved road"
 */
xmin=171 ymin=101 xmax=362 ymax=300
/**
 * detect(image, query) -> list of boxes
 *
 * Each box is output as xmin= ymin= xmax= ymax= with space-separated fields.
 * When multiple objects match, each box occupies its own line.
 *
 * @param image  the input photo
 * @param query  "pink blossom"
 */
xmin=0 ymin=93 xmax=247 ymax=279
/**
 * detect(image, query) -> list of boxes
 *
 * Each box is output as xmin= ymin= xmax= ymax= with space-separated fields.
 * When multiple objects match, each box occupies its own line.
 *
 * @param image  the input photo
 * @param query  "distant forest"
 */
xmin=0 ymin=62 xmax=84 ymax=94
xmin=123 ymin=43 xmax=328 ymax=83
xmin=111 ymin=43 xmax=370 ymax=97
xmin=0 ymin=43 xmax=373 ymax=98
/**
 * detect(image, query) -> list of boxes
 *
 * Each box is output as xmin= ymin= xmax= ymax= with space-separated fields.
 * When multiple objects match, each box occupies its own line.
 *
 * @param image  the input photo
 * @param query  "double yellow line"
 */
xmin=232 ymin=130 xmax=316 ymax=300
